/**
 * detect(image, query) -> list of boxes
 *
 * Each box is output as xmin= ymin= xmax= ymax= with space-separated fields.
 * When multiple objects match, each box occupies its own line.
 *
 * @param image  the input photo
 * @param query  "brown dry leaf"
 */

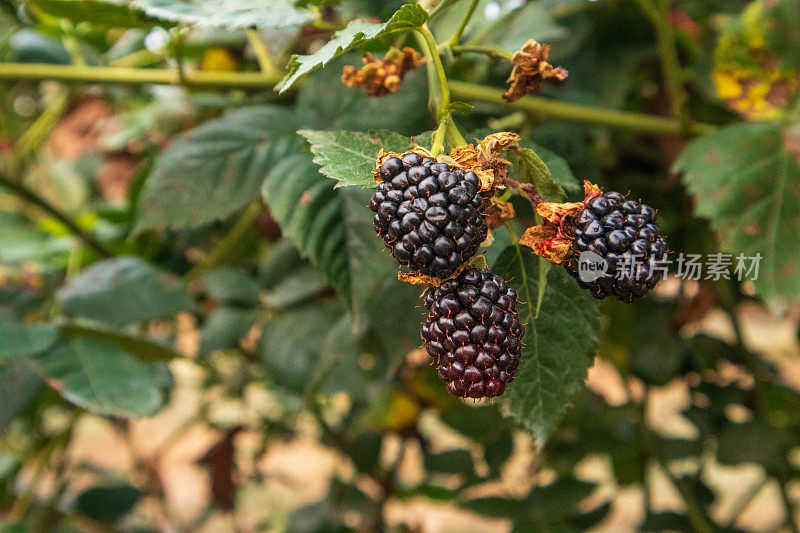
xmin=484 ymin=199 xmax=515 ymax=230
xmin=342 ymin=47 xmax=425 ymax=97
xmin=519 ymin=181 xmax=601 ymax=264
xmin=45 ymin=96 xmax=111 ymax=159
xmin=397 ymin=262 xmax=468 ymax=287
xmin=503 ymin=40 xmax=568 ymax=103
xmin=448 ymin=132 xmax=520 ymax=193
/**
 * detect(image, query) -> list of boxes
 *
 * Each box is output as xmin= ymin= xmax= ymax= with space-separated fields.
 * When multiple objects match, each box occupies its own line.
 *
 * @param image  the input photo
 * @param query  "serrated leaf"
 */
xmin=126 ymin=0 xmax=312 ymax=29
xmin=493 ymin=245 xmax=599 ymax=446
xmin=298 ymin=130 xmax=417 ymax=188
xmin=136 ymin=106 xmax=303 ymax=231
xmin=31 ymin=0 xmax=157 ymax=28
xmin=508 ymin=146 xmax=566 ymax=202
xmin=57 ymin=257 xmax=195 ymax=327
xmin=674 ymin=121 xmax=800 ymax=305
xmin=0 ymin=312 xmax=57 ymax=361
xmin=528 ymin=141 xmax=581 ymax=195
xmin=261 ymin=154 xmax=398 ymax=326
xmin=276 ymin=4 xmax=429 ymax=93
xmin=35 ymin=338 xmax=165 ymax=417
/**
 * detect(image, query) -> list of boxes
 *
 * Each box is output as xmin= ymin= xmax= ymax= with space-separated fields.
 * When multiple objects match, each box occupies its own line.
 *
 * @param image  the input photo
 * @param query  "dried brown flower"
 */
xmin=341 ymin=47 xmax=425 ymax=97
xmin=503 ymin=40 xmax=568 ymax=103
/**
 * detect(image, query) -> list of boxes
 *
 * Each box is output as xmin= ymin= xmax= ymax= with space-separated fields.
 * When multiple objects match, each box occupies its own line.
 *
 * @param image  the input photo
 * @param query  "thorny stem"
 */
xmin=0 ymin=172 xmax=113 ymax=258
xmin=448 ymin=0 xmax=480 ymax=47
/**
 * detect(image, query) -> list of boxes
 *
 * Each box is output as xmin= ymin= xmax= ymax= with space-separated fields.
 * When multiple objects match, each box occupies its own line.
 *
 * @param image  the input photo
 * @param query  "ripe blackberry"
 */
xmin=563 ymin=191 xmax=668 ymax=302
xmin=370 ymin=153 xmax=488 ymax=279
xmin=421 ymin=268 xmax=525 ymax=399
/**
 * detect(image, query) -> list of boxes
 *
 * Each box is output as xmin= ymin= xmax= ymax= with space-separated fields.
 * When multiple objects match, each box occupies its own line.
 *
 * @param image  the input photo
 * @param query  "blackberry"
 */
xmin=370 ymin=153 xmax=488 ymax=279
xmin=421 ymin=268 xmax=525 ymax=399
xmin=563 ymin=191 xmax=668 ymax=302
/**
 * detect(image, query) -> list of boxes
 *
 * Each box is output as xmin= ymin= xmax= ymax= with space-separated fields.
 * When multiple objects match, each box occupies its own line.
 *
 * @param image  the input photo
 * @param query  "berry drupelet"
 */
xmin=370 ymin=153 xmax=488 ymax=279
xmin=421 ymin=268 xmax=525 ymax=399
xmin=563 ymin=191 xmax=669 ymax=302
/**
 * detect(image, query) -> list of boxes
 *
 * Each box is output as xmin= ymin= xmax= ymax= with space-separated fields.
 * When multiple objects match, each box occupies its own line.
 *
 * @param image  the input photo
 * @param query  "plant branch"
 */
xmin=0 ymin=63 xmax=717 ymax=136
xmin=246 ymin=30 xmax=276 ymax=75
xmin=449 ymin=80 xmax=714 ymax=136
xmin=450 ymin=44 xmax=513 ymax=60
xmin=0 ymin=173 xmax=113 ymax=257
xmin=428 ymin=0 xmax=465 ymax=20
xmin=0 ymin=62 xmax=282 ymax=89
xmin=634 ymin=0 xmax=692 ymax=132
xmin=448 ymin=0 xmax=480 ymax=47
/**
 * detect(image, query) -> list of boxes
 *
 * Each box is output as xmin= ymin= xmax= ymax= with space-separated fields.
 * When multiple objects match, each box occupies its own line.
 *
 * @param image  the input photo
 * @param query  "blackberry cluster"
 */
xmin=370 ymin=153 xmax=487 ymax=279
xmin=563 ymin=191 xmax=668 ymax=302
xmin=421 ymin=268 xmax=524 ymax=399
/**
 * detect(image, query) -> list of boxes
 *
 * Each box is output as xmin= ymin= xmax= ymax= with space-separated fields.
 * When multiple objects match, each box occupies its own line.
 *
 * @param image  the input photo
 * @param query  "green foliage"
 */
xmin=675 ymin=121 xmax=800 ymax=305
xmin=136 ymin=106 xmax=303 ymax=231
xmin=494 ymin=246 xmax=599 ymax=447
xmin=2 ymin=0 xmax=800 ymax=531
xmin=35 ymin=338 xmax=166 ymax=417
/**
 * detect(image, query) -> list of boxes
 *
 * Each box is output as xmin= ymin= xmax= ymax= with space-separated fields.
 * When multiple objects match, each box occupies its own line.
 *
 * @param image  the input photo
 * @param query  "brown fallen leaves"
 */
xmin=342 ymin=47 xmax=425 ymax=97
xmin=503 ymin=40 xmax=568 ymax=103
xmin=519 ymin=181 xmax=601 ymax=264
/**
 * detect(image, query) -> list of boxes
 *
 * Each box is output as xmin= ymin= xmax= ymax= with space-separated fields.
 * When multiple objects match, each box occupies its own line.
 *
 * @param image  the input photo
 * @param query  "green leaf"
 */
xmin=31 ymin=0 xmax=157 ymax=28
xmin=263 ymin=267 xmax=329 ymax=309
xmin=57 ymin=257 xmax=195 ymax=327
xmin=276 ymin=4 xmax=429 ymax=93
xmin=136 ymin=106 xmax=303 ymax=231
xmin=261 ymin=155 xmax=398 ymax=325
xmin=258 ymin=299 xmax=341 ymax=393
xmin=200 ymin=307 xmax=258 ymax=354
xmin=74 ymin=484 xmax=141 ymax=524
xmin=0 ymin=362 xmax=43 ymax=434
xmin=493 ymin=245 xmax=599 ymax=446
xmin=35 ymin=338 xmax=165 ymax=417
xmin=0 ymin=313 xmax=57 ymax=361
xmin=202 ymin=267 xmax=261 ymax=306
xmin=298 ymin=130 xmax=417 ymax=188
xmin=528 ymin=142 xmax=581 ymax=196
xmin=424 ymin=449 xmax=474 ymax=477
xmin=507 ymin=147 xmax=566 ymax=202
xmin=59 ymin=320 xmax=180 ymax=362
xmin=675 ymin=121 xmax=800 ymax=305
xmin=447 ymin=101 xmax=474 ymax=114
xmin=126 ymin=0 xmax=311 ymax=29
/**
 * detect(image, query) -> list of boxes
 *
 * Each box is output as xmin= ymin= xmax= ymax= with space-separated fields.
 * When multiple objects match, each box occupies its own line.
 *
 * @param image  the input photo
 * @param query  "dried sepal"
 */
xmin=484 ymin=199 xmax=515 ymax=230
xmin=503 ymin=40 xmax=568 ymax=103
xmin=398 ymin=261 xmax=468 ymax=287
xmin=342 ymin=47 xmax=425 ymax=97
xmin=448 ymin=132 xmax=521 ymax=193
xmin=373 ymin=145 xmax=435 ymax=184
xmin=519 ymin=181 xmax=601 ymax=264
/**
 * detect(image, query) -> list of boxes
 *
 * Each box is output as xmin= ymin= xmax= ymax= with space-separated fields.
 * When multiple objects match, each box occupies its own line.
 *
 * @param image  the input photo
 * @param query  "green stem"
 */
xmin=430 ymin=116 xmax=448 ymax=156
xmin=185 ymin=201 xmax=262 ymax=281
xmin=450 ymin=44 xmax=513 ymax=60
xmin=0 ymin=63 xmax=283 ymax=89
xmin=445 ymin=115 xmax=466 ymax=147
xmin=449 ymin=80 xmax=714 ymax=136
xmin=634 ymin=0 xmax=692 ymax=132
xmin=0 ymin=173 xmax=113 ymax=257
xmin=415 ymin=25 xmax=451 ymax=117
xmin=448 ymin=0 xmax=480 ymax=47
xmin=246 ymin=29 xmax=276 ymax=75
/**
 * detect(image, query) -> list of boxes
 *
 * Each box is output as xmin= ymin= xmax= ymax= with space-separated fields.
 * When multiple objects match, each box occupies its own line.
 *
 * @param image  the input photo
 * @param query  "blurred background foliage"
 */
xmin=0 ymin=0 xmax=800 ymax=531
